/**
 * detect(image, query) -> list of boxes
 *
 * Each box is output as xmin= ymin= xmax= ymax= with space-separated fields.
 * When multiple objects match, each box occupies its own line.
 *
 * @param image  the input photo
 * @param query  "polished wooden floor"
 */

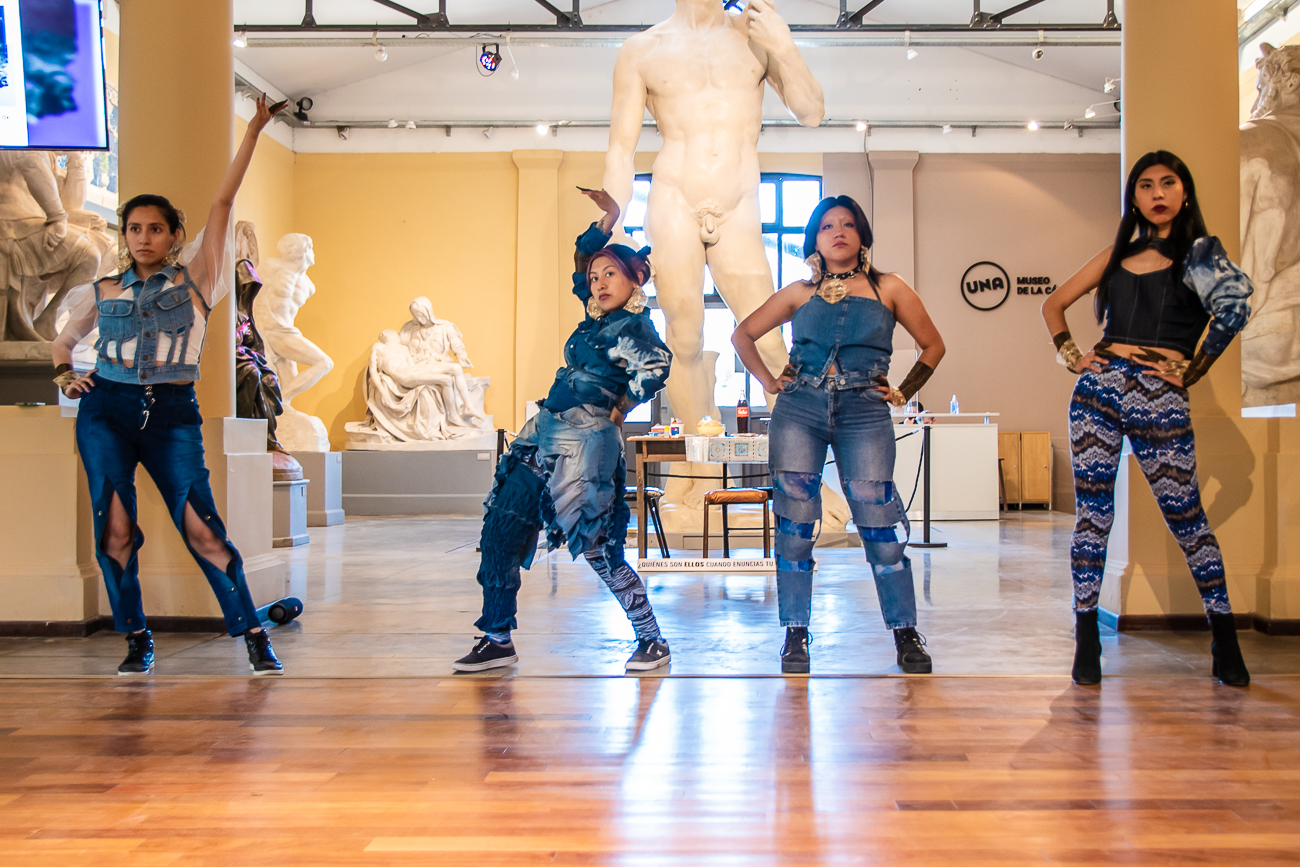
xmin=2 ymin=675 xmax=1299 ymax=865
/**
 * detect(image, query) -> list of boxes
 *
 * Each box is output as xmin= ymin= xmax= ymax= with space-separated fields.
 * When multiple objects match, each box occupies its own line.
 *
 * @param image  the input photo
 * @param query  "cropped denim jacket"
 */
xmin=93 ymin=265 xmax=210 ymax=385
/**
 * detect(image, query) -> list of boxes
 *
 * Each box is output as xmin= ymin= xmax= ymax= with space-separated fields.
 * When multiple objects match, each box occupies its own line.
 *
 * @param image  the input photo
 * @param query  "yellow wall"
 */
xmin=289 ymin=153 xmax=520 ymax=446
xmin=233 ymin=117 xmax=296 ymax=259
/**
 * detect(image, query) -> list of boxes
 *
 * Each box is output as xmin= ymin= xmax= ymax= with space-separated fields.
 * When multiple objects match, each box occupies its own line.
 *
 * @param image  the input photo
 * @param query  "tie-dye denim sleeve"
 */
xmin=571 ymin=222 xmax=613 ymax=303
xmin=606 ymin=317 xmax=672 ymax=409
xmin=1182 ymin=236 xmax=1254 ymax=356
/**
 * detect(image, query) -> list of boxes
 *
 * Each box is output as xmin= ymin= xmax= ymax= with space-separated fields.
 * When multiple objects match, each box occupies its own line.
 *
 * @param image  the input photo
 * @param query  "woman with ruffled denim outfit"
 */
xmin=1043 ymin=151 xmax=1254 ymax=686
xmin=734 ymin=196 xmax=946 ymax=675
xmin=454 ymin=189 xmax=673 ymax=673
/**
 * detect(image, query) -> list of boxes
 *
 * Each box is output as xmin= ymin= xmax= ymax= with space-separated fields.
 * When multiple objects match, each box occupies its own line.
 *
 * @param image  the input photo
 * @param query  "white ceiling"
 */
xmin=231 ymin=0 xmax=1124 ymax=153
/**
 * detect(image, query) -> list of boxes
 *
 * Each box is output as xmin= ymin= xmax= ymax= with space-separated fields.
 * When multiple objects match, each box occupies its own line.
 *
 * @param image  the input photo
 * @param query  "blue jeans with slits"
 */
xmin=768 ymin=379 xmax=917 ymax=629
xmin=75 ymin=375 xmax=261 ymax=636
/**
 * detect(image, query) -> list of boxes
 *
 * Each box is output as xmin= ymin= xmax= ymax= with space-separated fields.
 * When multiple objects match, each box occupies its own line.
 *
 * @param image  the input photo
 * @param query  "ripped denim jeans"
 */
xmin=767 ymin=380 xmax=916 ymax=629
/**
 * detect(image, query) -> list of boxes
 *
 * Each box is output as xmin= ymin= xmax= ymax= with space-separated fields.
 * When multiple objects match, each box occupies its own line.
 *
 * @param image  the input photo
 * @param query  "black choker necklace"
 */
xmin=825 ymin=268 xmax=859 ymax=280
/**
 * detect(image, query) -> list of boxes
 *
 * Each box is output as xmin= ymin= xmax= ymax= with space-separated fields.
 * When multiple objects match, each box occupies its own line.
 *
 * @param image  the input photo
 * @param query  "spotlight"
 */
xmin=942 ymin=124 xmax=953 ymax=134
xmin=1063 ymin=121 xmax=1075 ymax=130
xmin=1031 ymin=47 xmax=1045 ymax=60
xmin=336 ymin=125 xmax=349 ymax=140
xmin=1104 ymin=77 xmax=1118 ymax=93
xmin=387 ymin=118 xmax=398 ymax=128
xmin=232 ymin=31 xmax=247 ymax=48
xmin=292 ymin=97 xmax=313 ymax=124
xmin=1084 ymin=107 xmax=1097 ymax=119
xmin=405 ymin=120 xmax=416 ymax=130
xmin=855 ymin=120 xmax=867 ymax=132
xmin=1027 ymin=120 xmax=1039 ymax=131
xmin=478 ymin=43 xmax=501 ymax=74
xmin=375 ymin=46 xmax=388 ymax=62
xmin=535 ymin=123 xmax=549 ymax=136
xmin=906 ymin=47 xmax=919 ymax=61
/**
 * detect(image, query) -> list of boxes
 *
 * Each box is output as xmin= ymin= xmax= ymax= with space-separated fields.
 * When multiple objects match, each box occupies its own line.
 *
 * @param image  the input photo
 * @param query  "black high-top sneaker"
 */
xmin=452 ymin=636 xmax=519 ymax=672
xmin=1072 ymin=610 xmax=1102 ymax=685
xmin=625 ymin=638 xmax=671 ymax=671
xmin=781 ymin=627 xmax=811 ymax=674
xmin=118 ymin=630 xmax=155 ymax=675
xmin=1209 ymin=613 xmax=1250 ymax=686
xmin=894 ymin=627 xmax=933 ymax=674
xmin=244 ymin=630 xmax=284 ymax=676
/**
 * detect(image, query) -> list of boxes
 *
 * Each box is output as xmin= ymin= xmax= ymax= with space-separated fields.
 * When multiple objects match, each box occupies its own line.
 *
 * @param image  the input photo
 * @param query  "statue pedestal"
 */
xmin=0 ymin=343 xmax=59 ymax=406
xmin=342 ymin=445 xmax=497 ymax=515
xmin=0 ymin=409 xmax=286 ymax=634
xmin=294 ymin=451 xmax=344 ymax=526
xmin=272 ymin=479 xmax=310 ymax=548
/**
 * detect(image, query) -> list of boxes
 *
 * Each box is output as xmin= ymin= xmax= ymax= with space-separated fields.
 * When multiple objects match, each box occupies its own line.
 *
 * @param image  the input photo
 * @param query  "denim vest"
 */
xmin=94 ymin=265 xmax=210 ymax=385
xmin=787 ymin=293 xmax=894 ymax=389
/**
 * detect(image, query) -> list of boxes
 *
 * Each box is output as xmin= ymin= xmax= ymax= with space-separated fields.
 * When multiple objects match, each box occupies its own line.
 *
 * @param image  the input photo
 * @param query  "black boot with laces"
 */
xmin=781 ymin=626 xmax=811 ymax=674
xmin=244 ymin=630 xmax=284 ymax=676
xmin=894 ymin=627 xmax=932 ymax=674
xmin=118 ymin=630 xmax=154 ymax=675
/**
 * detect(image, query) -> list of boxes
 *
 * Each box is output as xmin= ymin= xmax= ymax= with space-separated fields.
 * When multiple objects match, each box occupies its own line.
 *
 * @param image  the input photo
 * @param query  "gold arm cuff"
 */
xmin=53 ymin=371 xmax=79 ymax=390
xmin=1163 ymin=359 xmax=1191 ymax=378
xmin=888 ymin=387 xmax=907 ymax=408
xmin=1055 ymin=338 xmax=1084 ymax=371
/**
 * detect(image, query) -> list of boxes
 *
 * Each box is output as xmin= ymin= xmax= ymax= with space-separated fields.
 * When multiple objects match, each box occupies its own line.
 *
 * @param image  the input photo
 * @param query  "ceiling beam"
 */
xmin=235 ymin=21 xmax=1119 ymax=34
xmin=532 ymin=0 xmax=571 ymax=26
xmin=992 ymin=0 xmax=1048 ymax=24
xmin=849 ymin=1 xmax=888 ymax=26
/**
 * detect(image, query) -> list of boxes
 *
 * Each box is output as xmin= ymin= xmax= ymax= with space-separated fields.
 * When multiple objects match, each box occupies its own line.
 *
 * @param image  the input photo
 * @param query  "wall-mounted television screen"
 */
xmin=0 ymin=0 xmax=107 ymax=149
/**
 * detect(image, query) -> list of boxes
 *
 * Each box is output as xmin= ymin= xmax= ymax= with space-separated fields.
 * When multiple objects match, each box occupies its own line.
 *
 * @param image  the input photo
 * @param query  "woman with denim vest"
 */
xmin=733 ymin=195 xmax=945 ymax=674
xmin=50 ymin=96 xmax=287 ymax=676
xmin=453 ymin=188 xmax=673 ymax=674
xmin=1043 ymin=151 xmax=1253 ymax=687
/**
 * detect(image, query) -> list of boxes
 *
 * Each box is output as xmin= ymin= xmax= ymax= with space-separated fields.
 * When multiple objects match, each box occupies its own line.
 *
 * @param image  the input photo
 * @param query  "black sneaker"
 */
xmin=244 ymin=630 xmax=284 ymax=676
xmin=781 ymin=627 xmax=811 ymax=674
xmin=894 ymin=627 xmax=932 ymax=674
xmin=452 ymin=636 xmax=519 ymax=672
xmin=118 ymin=630 xmax=154 ymax=675
xmin=625 ymin=638 xmax=671 ymax=671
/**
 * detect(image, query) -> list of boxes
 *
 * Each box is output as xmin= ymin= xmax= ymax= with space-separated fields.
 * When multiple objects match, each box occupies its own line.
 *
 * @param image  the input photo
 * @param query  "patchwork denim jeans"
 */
xmin=768 ymin=380 xmax=916 ymax=629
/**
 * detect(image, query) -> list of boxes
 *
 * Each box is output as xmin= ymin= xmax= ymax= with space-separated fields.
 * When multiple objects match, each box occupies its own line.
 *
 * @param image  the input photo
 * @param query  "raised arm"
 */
xmin=190 ymin=95 xmax=285 ymax=302
xmin=732 ymin=284 xmax=804 ymax=391
xmin=745 ymin=0 xmax=824 ymax=127
xmin=601 ymin=37 xmax=649 ymax=220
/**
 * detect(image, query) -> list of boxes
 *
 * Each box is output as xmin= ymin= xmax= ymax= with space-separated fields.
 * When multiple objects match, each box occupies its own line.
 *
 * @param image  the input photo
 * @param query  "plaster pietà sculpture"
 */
xmin=254 ymin=232 xmax=334 ymax=452
xmin=344 ymin=297 xmax=492 ymax=449
xmin=1241 ymin=42 xmax=1300 ymax=406
xmin=602 ymin=0 xmax=849 ymax=529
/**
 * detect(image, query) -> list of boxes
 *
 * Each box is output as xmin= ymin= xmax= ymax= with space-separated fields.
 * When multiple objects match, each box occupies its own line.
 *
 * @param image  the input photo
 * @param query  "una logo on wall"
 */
xmin=960 ymin=261 xmax=1011 ymax=311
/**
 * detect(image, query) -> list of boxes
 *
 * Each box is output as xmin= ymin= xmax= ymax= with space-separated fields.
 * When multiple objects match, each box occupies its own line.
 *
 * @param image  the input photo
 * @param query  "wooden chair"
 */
xmin=625 ymin=485 xmax=669 ymax=558
xmin=702 ymin=487 xmax=772 ymax=558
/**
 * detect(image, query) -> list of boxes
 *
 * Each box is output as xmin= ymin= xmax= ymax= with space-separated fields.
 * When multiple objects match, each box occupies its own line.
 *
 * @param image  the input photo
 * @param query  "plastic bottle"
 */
xmin=736 ymin=397 xmax=750 ymax=434
xmin=950 ymin=394 xmax=960 ymax=414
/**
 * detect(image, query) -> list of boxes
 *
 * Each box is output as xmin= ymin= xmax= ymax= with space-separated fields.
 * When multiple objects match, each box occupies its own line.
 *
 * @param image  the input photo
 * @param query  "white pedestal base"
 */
xmin=294 ymin=451 xmax=344 ymax=526
xmin=273 ymin=479 xmax=310 ymax=548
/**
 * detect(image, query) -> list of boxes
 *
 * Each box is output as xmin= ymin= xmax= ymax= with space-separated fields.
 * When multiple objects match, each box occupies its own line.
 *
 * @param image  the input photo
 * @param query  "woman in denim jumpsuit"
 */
xmin=453 ymin=189 xmax=674 ymax=674
xmin=51 ymin=96 xmax=287 ymax=676
xmin=734 ymin=196 xmax=946 ymax=674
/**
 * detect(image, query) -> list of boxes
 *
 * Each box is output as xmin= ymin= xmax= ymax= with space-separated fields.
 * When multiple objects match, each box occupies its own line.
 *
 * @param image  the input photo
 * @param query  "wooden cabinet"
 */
xmin=997 ymin=431 xmax=1052 ymax=508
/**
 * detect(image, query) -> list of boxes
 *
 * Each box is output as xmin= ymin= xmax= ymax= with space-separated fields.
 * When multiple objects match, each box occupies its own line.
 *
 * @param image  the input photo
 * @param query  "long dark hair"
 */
xmin=1094 ymin=151 xmax=1208 ymax=323
xmin=803 ymin=195 xmax=885 ymax=289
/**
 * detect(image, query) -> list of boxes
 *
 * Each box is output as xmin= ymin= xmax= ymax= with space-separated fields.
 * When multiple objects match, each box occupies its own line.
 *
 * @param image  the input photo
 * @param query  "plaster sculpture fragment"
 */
xmin=0 ymin=151 xmax=106 ymax=341
xmin=344 ymin=299 xmax=492 ymax=449
xmin=1241 ymin=43 xmax=1300 ymax=406
xmin=602 ymin=0 xmax=850 ymax=529
xmin=254 ymin=233 xmax=333 ymax=451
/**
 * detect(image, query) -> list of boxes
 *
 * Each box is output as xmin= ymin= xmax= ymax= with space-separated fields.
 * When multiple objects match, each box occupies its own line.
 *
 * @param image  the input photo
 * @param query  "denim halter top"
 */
xmin=787 ymin=289 xmax=895 ymax=389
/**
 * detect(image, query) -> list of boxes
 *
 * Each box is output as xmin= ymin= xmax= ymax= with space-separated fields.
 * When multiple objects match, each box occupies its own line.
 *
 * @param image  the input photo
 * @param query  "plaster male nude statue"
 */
xmin=602 ymin=0 xmax=833 ymax=523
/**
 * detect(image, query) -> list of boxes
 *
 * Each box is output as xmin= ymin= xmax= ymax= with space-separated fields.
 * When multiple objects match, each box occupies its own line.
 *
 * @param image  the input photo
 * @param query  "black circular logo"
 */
xmin=960 ymin=261 xmax=1011 ymax=311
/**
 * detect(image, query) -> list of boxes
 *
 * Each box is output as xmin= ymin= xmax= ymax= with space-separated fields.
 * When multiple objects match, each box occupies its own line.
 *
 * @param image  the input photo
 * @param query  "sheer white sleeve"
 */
xmin=181 ymin=223 xmax=235 ymax=310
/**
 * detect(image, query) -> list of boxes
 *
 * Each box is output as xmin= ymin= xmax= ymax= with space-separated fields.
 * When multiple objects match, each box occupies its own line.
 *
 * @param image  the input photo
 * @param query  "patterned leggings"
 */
xmin=1069 ymin=357 xmax=1231 ymax=615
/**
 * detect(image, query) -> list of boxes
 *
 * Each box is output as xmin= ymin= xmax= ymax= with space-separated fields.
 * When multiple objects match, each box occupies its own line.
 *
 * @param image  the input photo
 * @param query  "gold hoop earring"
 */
xmin=805 ymin=252 xmax=824 ymax=284
xmin=586 ymin=295 xmax=606 ymax=319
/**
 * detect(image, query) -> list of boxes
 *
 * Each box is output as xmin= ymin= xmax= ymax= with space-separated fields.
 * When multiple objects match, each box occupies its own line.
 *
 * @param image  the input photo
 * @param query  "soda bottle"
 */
xmin=736 ymin=398 xmax=750 ymax=434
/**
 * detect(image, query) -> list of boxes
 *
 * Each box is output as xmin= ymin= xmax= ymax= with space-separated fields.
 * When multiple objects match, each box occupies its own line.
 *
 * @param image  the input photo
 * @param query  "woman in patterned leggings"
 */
xmin=1042 ymin=151 xmax=1253 ymax=686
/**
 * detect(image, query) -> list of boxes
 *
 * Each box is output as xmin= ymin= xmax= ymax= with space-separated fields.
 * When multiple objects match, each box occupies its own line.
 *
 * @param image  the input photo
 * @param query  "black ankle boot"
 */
xmin=1209 ymin=613 xmax=1250 ymax=686
xmin=1072 ymin=610 xmax=1102 ymax=685
xmin=118 ymin=630 xmax=154 ymax=675
xmin=781 ymin=627 xmax=811 ymax=674
xmin=893 ymin=627 xmax=932 ymax=674
xmin=244 ymin=630 xmax=284 ymax=676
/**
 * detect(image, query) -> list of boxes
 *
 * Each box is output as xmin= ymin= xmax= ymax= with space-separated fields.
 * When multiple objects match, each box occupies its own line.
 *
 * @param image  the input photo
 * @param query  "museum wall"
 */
xmin=233 ymin=116 xmax=295 ymax=261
